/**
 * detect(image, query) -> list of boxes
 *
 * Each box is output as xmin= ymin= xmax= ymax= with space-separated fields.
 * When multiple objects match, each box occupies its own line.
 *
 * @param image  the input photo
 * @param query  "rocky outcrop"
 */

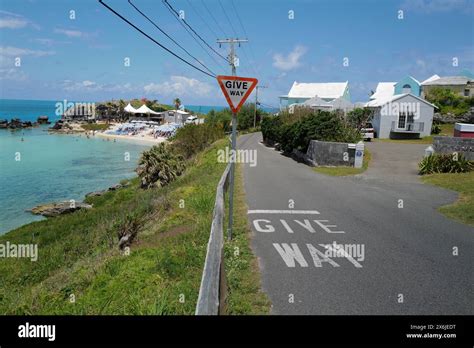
xmin=434 ymin=108 xmax=474 ymax=124
xmin=85 ymin=182 xmax=130 ymax=198
xmin=37 ymin=115 xmax=51 ymax=124
xmin=0 ymin=118 xmax=38 ymax=129
xmin=27 ymin=201 xmax=92 ymax=217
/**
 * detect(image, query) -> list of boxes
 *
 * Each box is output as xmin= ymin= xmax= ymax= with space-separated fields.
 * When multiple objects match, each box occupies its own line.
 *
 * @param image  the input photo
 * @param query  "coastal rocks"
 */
xmin=37 ymin=115 xmax=51 ymax=124
xmin=0 ymin=118 xmax=38 ymax=129
xmin=85 ymin=182 xmax=130 ymax=198
xmin=27 ymin=201 xmax=92 ymax=217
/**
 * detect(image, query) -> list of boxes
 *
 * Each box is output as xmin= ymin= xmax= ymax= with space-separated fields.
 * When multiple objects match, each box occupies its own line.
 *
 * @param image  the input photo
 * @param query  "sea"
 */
xmin=0 ymin=99 xmax=277 ymax=234
xmin=0 ymin=99 xmax=145 ymax=234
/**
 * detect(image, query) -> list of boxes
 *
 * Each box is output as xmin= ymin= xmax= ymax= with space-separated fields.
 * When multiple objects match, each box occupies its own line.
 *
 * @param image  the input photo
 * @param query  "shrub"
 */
xmin=278 ymin=111 xmax=362 ymax=153
xmin=136 ymin=143 xmax=186 ymax=188
xmin=419 ymin=153 xmax=473 ymax=175
xmin=116 ymin=213 xmax=142 ymax=250
xmin=431 ymin=123 xmax=442 ymax=134
xmin=170 ymin=123 xmax=223 ymax=159
xmin=425 ymin=87 xmax=471 ymax=116
xmin=261 ymin=116 xmax=283 ymax=143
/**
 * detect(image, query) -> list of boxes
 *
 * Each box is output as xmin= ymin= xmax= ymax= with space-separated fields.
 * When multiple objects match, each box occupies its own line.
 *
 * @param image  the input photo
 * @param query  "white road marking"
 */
xmin=248 ymin=209 xmax=320 ymax=215
xmin=273 ymin=243 xmax=308 ymax=267
xmin=319 ymin=243 xmax=363 ymax=268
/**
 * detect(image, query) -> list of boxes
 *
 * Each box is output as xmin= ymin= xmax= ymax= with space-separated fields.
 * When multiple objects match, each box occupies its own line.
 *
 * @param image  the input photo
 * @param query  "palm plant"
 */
xmin=136 ymin=143 xmax=186 ymax=188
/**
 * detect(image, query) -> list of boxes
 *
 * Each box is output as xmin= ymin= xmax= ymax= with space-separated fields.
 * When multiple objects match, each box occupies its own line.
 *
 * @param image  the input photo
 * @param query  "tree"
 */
xmin=173 ymin=98 xmax=181 ymax=110
xmin=347 ymin=108 xmax=373 ymax=130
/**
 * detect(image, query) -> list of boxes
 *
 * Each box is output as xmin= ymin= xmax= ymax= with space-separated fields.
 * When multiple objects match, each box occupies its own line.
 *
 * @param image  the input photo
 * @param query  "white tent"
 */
xmin=124 ymin=103 xmax=139 ymax=114
xmin=136 ymin=104 xmax=161 ymax=115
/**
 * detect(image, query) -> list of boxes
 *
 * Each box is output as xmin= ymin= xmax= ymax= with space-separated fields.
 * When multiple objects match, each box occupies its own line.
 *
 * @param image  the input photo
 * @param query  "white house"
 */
xmin=164 ymin=109 xmax=191 ymax=124
xmin=366 ymin=94 xmax=436 ymax=139
xmin=279 ymin=81 xmax=350 ymax=110
xmin=295 ymin=95 xmax=353 ymax=113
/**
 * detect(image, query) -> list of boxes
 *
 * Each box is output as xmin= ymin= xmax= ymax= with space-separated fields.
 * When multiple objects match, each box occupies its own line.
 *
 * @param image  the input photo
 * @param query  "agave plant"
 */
xmin=419 ymin=153 xmax=473 ymax=175
xmin=137 ymin=143 xmax=186 ymax=188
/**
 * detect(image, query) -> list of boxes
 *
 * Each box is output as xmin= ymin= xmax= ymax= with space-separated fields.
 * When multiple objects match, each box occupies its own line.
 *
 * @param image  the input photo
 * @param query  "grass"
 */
xmin=0 ymin=138 xmax=270 ymax=314
xmin=312 ymin=149 xmax=371 ymax=176
xmin=373 ymin=124 xmax=454 ymax=144
xmin=81 ymin=123 xmax=111 ymax=131
xmin=223 ymin=163 xmax=271 ymax=314
xmin=421 ymin=171 xmax=474 ymax=226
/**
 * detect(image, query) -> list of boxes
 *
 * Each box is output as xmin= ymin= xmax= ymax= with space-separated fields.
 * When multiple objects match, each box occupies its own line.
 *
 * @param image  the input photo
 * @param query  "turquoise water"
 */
xmin=0 ymin=100 xmax=148 ymax=234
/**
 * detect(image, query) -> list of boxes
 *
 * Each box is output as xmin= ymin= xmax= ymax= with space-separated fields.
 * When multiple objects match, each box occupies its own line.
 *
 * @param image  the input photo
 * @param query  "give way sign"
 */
xmin=217 ymin=75 xmax=258 ymax=113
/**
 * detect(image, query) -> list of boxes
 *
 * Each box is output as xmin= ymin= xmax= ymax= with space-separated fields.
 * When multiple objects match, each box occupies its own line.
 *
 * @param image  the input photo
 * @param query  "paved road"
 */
xmin=365 ymin=141 xmax=428 ymax=183
xmin=240 ymin=133 xmax=473 ymax=315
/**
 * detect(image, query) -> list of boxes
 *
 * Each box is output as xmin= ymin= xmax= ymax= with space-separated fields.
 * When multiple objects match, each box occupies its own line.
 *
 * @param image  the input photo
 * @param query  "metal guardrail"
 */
xmin=195 ymin=163 xmax=232 ymax=315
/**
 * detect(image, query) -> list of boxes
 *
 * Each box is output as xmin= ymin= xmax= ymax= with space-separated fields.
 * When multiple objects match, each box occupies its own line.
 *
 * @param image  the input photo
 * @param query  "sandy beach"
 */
xmin=95 ymin=131 xmax=167 ymax=145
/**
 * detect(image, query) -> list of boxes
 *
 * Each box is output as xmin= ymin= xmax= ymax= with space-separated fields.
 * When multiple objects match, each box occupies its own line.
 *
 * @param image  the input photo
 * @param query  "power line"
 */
xmin=229 ymin=0 xmax=259 ymax=77
xmin=98 ymin=0 xmax=215 ymax=78
xmin=185 ymin=0 xmax=219 ymax=39
xmin=128 ymin=0 xmax=215 ymax=76
xmin=200 ymin=0 xmax=229 ymax=38
xmin=162 ymin=0 xmax=229 ymax=64
xmin=218 ymin=0 xmax=238 ymax=38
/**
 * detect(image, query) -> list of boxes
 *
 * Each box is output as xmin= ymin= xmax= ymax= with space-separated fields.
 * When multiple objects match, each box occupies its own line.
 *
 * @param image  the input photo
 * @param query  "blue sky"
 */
xmin=0 ymin=0 xmax=473 ymax=107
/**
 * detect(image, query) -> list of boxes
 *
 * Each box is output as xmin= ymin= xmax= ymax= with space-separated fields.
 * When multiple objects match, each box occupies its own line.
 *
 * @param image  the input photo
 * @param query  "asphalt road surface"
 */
xmin=239 ymin=133 xmax=473 ymax=315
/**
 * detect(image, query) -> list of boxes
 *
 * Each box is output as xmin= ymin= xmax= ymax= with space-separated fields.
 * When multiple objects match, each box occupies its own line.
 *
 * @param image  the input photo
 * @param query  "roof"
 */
xmin=286 ymin=81 xmax=348 ymax=99
xmin=421 ymin=74 xmax=440 ymax=84
xmin=421 ymin=76 xmax=472 ymax=86
xmin=370 ymin=82 xmax=395 ymax=100
xmin=135 ymin=104 xmax=162 ymax=115
xmin=124 ymin=103 xmax=137 ymax=113
xmin=366 ymin=93 xmax=437 ymax=109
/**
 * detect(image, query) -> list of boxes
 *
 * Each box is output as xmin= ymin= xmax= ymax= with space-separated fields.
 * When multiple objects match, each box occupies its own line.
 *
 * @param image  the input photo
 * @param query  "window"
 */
xmin=407 ymin=113 xmax=414 ymax=124
xmin=402 ymin=84 xmax=412 ymax=94
xmin=398 ymin=112 xmax=406 ymax=128
xmin=464 ymin=89 xmax=470 ymax=97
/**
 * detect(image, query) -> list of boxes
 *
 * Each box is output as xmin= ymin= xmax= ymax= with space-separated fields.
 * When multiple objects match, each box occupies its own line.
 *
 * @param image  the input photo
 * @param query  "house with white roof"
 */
xmin=369 ymin=76 xmax=421 ymax=101
xmin=421 ymin=75 xmax=474 ymax=98
xmin=279 ymin=81 xmax=350 ymax=110
xmin=164 ymin=109 xmax=192 ymax=124
xmin=366 ymin=93 xmax=436 ymax=139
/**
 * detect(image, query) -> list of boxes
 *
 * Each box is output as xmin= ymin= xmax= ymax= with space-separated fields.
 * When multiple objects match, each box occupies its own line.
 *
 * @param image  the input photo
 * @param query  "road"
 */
xmin=239 ymin=132 xmax=473 ymax=315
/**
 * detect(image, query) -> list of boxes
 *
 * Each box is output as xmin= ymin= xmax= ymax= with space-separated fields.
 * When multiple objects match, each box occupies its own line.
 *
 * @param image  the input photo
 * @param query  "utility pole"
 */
xmin=254 ymin=85 xmax=267 ymax=128
xmin=217 ymin=38 xmax=248 ymax=240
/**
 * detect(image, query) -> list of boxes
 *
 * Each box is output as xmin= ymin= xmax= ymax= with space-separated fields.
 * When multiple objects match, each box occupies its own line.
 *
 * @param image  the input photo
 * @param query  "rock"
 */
xmin=27 ymin=201 xmax=92 ymax=217
xmin=37 ymin=115 xmax=51 ymax=124
xmin=85 ymin=190 xmax=106 ymax=198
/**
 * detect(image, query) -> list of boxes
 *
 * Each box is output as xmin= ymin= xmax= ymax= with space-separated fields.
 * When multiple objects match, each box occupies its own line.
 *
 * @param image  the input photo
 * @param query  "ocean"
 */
xmin=0 ymin=99 xmax=148 ymax=234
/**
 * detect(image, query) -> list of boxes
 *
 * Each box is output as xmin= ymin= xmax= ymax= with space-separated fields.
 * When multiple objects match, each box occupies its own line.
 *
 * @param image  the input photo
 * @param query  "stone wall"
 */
xmin=306 ymin=140 xmax=356 ymax=167
xmin=433 ymin=136 xmax=474 ymax=160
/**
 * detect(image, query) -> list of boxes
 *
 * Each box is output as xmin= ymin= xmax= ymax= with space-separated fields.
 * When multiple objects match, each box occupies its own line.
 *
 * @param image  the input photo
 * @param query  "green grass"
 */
xmin=421 ymin=171 xmax=474 ymax=226
xmin=81 ymin=123 xmax=111 ymax=131
xmin=373 ymin=124 xmax=454 ymax=144
xmin=0 ymin=138 xmax=269 ymax=314
xmin=312 ymin=149 xmax=371 ymax=176
xmin=223 ymin=163 xmax=271 ymax=314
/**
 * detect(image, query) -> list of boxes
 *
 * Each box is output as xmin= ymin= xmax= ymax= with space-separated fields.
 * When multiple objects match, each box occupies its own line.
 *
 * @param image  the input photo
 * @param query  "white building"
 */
xmin=279 ymin=81 xmax=351 ymax=110
xmin=366 ymin=94 xmax=436 ymax=139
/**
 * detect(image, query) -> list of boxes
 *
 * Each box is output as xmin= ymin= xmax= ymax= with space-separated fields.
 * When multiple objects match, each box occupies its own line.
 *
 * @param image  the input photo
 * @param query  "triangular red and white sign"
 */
xmin=217 ymin=75 xmax=258 ymax=113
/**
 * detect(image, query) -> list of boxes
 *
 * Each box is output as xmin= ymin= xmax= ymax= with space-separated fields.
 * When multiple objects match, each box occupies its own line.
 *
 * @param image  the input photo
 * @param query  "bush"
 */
xmin=205 ymin=103 xmax=270 ymax=132
xmin=431 ymin=123 xmax=442 ymax=134
xmin=136 ymin=143 xmax=186 ymax=188
xmin=419 ymin=153 xmax=473 ymax=175
xmin=261 ymin=116 xmax=283 ymax=143
xmin=263 ymin=110 xmax=362 ymax=153
xmin=170 ymin=123 xmax=224 ymax=159
xmin=425 ymin=87 xmax=471 ymax=116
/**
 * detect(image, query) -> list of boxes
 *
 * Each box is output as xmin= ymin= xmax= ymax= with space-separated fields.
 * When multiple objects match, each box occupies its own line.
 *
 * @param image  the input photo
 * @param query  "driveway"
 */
xmin=240 ymin=132 xmax=473 ymax=315
xmin=364 ymin=141 xmax=428 ymax=183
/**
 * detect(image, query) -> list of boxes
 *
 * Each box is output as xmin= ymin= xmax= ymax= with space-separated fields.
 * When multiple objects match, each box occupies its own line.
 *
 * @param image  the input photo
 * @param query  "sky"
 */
xmin=0 ymin=0 xmax=473 ymax=107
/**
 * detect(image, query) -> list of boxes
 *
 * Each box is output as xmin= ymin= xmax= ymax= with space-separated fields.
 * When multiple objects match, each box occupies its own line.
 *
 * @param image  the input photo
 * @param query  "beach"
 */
xmin=95 ymin=130 xmax=167 ymax=145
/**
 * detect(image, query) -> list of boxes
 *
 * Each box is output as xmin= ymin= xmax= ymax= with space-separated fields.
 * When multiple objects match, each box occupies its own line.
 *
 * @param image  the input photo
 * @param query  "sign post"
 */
xmin=217 ymin=75 xmax=258 ymax=239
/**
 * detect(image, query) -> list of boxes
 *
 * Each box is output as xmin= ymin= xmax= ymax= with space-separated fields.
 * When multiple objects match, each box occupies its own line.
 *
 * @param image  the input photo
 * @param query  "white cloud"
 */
xmin=0 ymin=46 xmax=55 ymax=57
xmin=0 ymin=68 xmax=27 ymax=81
xmin=402 ymin=0 xmax=472 ymax=13
xmin=143 ymin=76 xmax=213 ymax=97
xmin=60 ymin=80 xmax=136 ymax=93
xmin=54 ymin=28 xmax=85 ymax=38
xmin=0 ymin=11 xmax=39 ymax=30
xmin=273 ymin=45 xmax=308 ymax=71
